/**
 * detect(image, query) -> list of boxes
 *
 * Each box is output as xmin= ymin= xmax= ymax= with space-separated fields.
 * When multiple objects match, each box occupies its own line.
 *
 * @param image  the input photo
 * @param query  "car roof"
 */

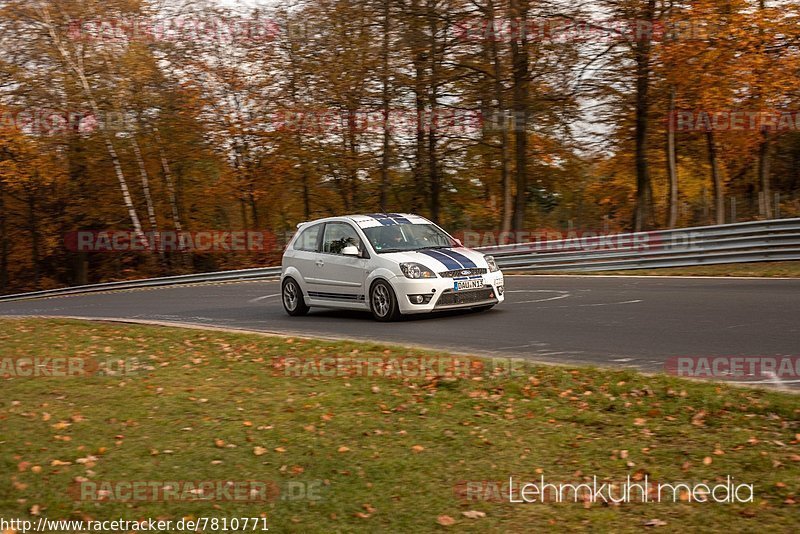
xmin=347 ymin=213 xmax=431 ymax=229
xmin=299 ymin=213 xmax=432 ymax=230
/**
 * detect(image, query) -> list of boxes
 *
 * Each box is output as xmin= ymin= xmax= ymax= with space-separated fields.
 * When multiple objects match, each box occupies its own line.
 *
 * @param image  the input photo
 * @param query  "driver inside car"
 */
xmin=378 ymin=226 xmax=406 ymax=250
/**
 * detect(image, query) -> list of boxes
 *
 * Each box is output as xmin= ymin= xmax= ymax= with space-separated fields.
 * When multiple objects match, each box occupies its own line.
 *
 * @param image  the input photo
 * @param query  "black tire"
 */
xmin=370 ymin=280 xmax=402 ymax=322
xmin=472 ymin=305 xmax=495 ymax=313
xmin=282 ymin=277 xmax=310 ymax=316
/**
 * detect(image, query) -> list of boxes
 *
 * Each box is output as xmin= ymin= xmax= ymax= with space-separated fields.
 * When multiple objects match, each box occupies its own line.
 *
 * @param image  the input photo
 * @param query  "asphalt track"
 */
xmin=1 ymin=275 xmax=799 ymax=388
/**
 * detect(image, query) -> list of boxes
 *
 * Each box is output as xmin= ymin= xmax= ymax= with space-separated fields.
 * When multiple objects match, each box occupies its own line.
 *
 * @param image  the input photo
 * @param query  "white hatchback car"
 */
xmin=281 ymin=213 xmax=505 ymax=321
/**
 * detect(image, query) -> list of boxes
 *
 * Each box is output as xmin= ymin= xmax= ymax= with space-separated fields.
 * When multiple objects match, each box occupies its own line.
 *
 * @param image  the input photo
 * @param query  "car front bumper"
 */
xmin=391 ymin=271 xmax=505 ymax=314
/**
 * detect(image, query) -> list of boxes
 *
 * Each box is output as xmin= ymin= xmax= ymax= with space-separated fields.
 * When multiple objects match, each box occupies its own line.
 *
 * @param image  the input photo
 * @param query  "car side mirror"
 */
xmin=342 ymin=245 xmax=360 ymax=256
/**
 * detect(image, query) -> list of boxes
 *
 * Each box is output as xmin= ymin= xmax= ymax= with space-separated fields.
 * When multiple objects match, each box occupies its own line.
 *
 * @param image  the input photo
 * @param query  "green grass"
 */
xmin=532 ymin=261 xmax=800 ymax=278
xmin=1 ymin=319 xmax=798 ymax=532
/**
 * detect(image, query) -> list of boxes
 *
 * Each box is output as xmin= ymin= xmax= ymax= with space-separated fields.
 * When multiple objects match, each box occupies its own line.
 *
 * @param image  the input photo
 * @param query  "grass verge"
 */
xmin=1 ymin=318 xmax=798 ymax=532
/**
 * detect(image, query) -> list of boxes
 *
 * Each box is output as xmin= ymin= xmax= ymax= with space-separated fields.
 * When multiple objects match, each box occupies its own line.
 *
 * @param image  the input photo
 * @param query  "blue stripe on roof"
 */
xmin=366 ymin=214 xmax=397 ymax=226
xmin=384 ymin=213 xmax=412 ymax=224
xmin=367 ymin=213 xmax=415 ymax=225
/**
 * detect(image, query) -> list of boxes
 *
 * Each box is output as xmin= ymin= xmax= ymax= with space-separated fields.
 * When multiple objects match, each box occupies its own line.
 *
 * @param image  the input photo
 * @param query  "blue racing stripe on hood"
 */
xmin=418 ymin=249 xmax=461 ymax=270
xmin=439 ymin=249 xmax=477 ymax=268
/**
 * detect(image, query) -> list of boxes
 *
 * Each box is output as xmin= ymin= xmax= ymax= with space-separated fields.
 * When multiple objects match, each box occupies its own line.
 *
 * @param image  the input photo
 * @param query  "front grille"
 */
xmin=439 ymin=267 xmax=487 ymax=278
xmin=435 ymin=288 xmax=496 ymax=307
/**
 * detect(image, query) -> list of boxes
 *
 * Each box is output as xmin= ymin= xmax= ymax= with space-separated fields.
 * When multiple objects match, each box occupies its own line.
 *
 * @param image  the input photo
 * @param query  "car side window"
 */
xmin=294 ymin=224 xmax=322 ymax=252
xmin=322 ymin=223 xmax=362 ymax=255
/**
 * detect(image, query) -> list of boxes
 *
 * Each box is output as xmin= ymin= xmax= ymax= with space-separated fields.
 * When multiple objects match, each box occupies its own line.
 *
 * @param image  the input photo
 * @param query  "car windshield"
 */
xmin=362 ymin=224 xmax=457 ymax=253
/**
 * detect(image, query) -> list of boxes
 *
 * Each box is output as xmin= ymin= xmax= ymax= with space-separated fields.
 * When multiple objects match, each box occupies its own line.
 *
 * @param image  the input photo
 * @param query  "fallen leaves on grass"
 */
xmin=461 ymin=511 xmax=486 ymax=519
xmin=691 ymin=411 xmax=707 ymax=426
xmin=436 ymin=515 xmax=456 ymax=526
xmin=253 ymin=447 xmax=267 ymax=456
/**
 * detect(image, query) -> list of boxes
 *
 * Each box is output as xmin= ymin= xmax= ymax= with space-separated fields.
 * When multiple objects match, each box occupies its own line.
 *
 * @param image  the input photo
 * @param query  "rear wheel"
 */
xmin=370 ymin=280 xmax=401 ymax=322
xmin=282 ymin=278 xmax=309 ymax=316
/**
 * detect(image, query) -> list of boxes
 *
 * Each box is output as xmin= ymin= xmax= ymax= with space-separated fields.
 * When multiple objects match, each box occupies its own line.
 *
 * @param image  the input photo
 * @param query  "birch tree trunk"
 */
xmin=152 ymin=128 xmax=184 ymax=235
xmin=131 ymin=135 xmax=161 ymax=255
xmin=39 ymin=6 xmax=149 ymax=249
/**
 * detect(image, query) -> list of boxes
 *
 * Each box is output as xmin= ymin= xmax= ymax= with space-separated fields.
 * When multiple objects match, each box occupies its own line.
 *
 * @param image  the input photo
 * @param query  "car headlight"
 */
xmin=485 ymin=255 xmax=500 ymax=273
xmin=400 ymin=263 xmax=436 ymax=279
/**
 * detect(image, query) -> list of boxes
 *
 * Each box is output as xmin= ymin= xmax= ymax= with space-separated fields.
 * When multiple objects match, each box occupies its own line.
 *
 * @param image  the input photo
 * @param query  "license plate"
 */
xmin=454 ymin=279 xmax=484 ymax=291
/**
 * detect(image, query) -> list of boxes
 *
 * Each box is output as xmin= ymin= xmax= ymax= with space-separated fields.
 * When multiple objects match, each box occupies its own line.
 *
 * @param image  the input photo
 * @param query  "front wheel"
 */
xmin=282 ymin=278 xmax=310 ymax=316
xmin=370 ymin=280 xmax=401 ymax=322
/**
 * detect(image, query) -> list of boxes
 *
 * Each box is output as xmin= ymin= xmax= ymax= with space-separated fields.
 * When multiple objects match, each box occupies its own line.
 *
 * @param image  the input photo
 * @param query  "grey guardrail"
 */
xmin=486 ymin=217 xmax=800 ymax=272
xmin=1 ymin=218 xmax=798 ymax=302
xmin=0 ymin=267 xmax=282 ymax=302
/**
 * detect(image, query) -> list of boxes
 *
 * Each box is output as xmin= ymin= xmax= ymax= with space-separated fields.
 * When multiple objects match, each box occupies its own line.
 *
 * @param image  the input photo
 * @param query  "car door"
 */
xmin=288 ymin=222 xmax=324 ymax=293
xmin=309 ymin=222 xmax=369 ymax=304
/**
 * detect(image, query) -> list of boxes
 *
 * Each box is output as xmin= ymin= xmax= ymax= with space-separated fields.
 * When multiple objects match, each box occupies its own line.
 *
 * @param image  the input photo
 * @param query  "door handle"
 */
xmin=315 ymin=260 xmax=324 ymax=267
